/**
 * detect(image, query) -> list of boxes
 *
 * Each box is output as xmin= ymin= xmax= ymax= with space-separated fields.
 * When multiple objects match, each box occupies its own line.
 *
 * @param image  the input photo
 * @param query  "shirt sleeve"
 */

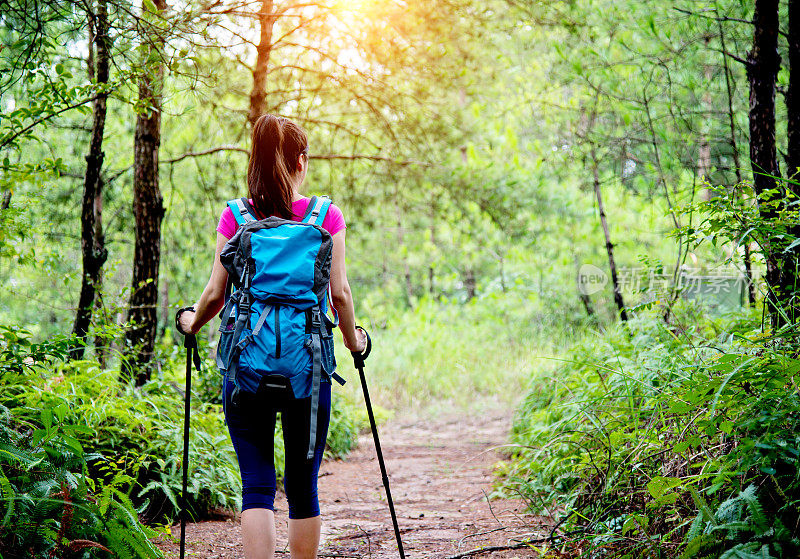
xmin=216 ymin=206 xmax=237 ymax=239
xmin=322 ymin=202 xmax=346 ymax=236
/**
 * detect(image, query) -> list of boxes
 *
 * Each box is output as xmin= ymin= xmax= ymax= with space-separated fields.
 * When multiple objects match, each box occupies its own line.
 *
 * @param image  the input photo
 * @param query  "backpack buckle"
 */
xmin=236 ymin=334 xmax=253 ymax=351
xmin=310 ymin=307 xmax=321 ymax=329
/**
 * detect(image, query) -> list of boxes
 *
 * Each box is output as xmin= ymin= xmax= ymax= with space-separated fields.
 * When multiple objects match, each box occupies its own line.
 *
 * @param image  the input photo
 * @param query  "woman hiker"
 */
xmin=177 ymin=113 xmax=367 ymax=559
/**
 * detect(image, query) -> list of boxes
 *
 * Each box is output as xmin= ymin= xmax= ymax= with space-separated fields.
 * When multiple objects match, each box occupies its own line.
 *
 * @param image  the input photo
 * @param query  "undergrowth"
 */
xmin=0 ymin=327 xmax=161 ymax=558
xmin=0 ymin=326 xmax=364 ymax=558
xmin=499 ymin=301 xmax=800 ymax=558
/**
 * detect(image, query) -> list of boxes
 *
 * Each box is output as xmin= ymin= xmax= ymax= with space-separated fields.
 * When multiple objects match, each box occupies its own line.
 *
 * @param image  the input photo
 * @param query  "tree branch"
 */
xmin=673 ymin=6 xmax=790 ymax=40
xmin=0 ymin=94 xmax=101 ymax=150
xmin=673 ymin=7 xmax=754 ymax=26
xmin=311 ymin=154 xmax=430 ymax=166
xmin=161 ymin=145 xmax=430 ymax=167
xmin=710 ymin=47 xmax=750 ymax=67
xmin=162 ymin=145 xmax=249 ymax=164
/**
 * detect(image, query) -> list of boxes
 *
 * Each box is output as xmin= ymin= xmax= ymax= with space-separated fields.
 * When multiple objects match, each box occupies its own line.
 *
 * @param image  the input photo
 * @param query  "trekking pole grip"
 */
xmin=175 ymin=307 xmax=201 ymax=370
xmin=175 ymin=306 xmax=196 ymax=337
xmin=350 ymin=326 xmax=371 ymax=368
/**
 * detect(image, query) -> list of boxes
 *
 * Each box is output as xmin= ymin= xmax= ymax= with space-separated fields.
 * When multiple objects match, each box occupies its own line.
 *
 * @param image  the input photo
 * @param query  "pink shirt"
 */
xmin=216 ymin=196 xmax=346 ymax=239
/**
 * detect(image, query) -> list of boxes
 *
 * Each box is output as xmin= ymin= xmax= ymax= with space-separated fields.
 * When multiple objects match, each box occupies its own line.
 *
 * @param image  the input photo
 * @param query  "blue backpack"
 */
xmin=216 ymin=196 xmax=345 ymax=459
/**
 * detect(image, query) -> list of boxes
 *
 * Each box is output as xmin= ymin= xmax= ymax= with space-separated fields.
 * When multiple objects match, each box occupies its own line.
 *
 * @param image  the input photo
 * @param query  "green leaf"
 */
xmin=646 ymin=476 xmax=682 ymax=499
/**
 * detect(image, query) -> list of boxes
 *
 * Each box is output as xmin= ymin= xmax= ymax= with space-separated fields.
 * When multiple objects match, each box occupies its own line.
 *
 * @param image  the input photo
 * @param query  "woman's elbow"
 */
xmin=330 ymin=284 xmax=352 ymax=309
xmin=207 ymin=287 xmax=226 ymax=310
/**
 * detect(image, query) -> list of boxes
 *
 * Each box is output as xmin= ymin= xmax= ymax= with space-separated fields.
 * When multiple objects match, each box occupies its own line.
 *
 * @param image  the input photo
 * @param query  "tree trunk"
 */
xmin=784 ymin=0 xmax=800 ymax=321
xmin=641 ymin=89 xmax=683 ymax=324
xmin=159 ymin=275 xmax=169 ymax=341
xmin=428 ymin=194 xmax=437 ymax=298
xmin=393 ymin=194 xmax=413 ymax=307
xmin=698 ymin=57 xmax=713 ymax=200
xmin=248 ymin=0 xmax=275 ymax=126
xmin=499 ymin=252 xmax=507 ymax=293
xmin=575 ymin=255 xmax=596 ymax=319
xmin=463 ymin=268 xmax=476 ymax=302
xmin=788 ymin=0 xmax=800 ymax=181
xmin=718 ymin=12 xmax=756 ymax=306
xmin=70 ymin=0 xmax=109 ymax=360
xmin=125 ymin=0 xmax=166 ymax=384
xmin=93 ymin=177 xmax=108 ymax=367
xmin=591 ymin=148 xmax=628 ymax=322
xmin=747 ymin=0 xmax=782 ymax=326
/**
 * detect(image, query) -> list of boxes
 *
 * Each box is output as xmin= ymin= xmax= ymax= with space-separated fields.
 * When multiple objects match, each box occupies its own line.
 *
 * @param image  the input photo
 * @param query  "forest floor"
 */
xmin=155 ymin=406 xmax=550 ymax=558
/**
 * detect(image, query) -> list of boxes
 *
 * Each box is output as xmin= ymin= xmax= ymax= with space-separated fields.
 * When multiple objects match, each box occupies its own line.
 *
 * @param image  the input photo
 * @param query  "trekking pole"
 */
xmin=175 ymin=307 xmax=201 ymax=559
xmin=351 ymin=327 xmax=406 ymax=559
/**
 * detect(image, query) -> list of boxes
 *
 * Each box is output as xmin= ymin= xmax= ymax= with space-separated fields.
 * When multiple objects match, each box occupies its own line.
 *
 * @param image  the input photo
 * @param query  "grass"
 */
xmin=338 ymin=292 xmax=582 ymax=417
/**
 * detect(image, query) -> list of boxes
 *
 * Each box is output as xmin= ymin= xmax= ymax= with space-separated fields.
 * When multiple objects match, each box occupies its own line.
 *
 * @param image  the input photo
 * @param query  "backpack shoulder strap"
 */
xmin=227 ymin=198 xmax=256 ymax=225
xmin=302 ymin=195 xmax=331 ymax=226
xmin=301 ymin=196 xmax=318 ymax=222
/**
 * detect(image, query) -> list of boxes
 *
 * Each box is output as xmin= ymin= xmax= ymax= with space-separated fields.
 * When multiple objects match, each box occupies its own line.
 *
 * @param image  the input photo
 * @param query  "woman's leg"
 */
xmin=281 ymin=382 xmax=332 ymax=559
xmin=242 ymin=508 xmax=276 ymax=559
xmin=225 ymin=378 xmax=279 ymax=559
xmin=287 ymin=516 xmax=321 ymax=558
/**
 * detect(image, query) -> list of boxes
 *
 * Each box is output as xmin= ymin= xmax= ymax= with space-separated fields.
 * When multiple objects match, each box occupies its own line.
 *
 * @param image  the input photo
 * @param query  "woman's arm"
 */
xmin=329 ymin=229 xmax=365 ymax=352
xmin=178 ymin=233 xmax=229 ymax=335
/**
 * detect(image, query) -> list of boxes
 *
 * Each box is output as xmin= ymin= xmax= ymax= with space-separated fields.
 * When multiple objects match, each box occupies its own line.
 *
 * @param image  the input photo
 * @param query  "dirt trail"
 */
xmin=156 ymin=408 xmax=547 ymax=558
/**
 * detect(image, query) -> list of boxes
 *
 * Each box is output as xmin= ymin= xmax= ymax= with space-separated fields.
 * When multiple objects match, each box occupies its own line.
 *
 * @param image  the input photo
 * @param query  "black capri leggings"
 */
xmin=223 ymin=377 xmax=331 ymax=519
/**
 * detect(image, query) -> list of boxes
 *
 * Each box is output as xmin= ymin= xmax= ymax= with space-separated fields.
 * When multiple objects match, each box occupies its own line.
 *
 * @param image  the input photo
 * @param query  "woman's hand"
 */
xmin=345 ymin=328 xmax=367 ymax=353
xmin=178 ymin=310 xmax=197 ymax=335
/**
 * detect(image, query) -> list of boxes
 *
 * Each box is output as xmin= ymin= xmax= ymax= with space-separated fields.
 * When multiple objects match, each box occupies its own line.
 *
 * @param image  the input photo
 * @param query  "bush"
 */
xmin=500 ymin=301 xmax=800 ymax=558
xmin=25 ymin=358 xmax=240 ymax=524
xmin=0 ymin=328 xmax=161 ymax=558
xmin=0 ymin=325 xmax=365 ymax=557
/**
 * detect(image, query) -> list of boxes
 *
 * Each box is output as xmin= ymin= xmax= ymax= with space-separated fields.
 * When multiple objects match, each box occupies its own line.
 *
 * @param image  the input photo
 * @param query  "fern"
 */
xmin=681 ymin=533 xmax=720 ymax=559
xmin=689 ymin=487 xmax=719 ymax=528
xmin=738 ymin=485 xmax=770 ymax=537
xmin=0 ymin=329 xmax=167 ymax=558
xmin=718 ymin=542 xmax=774 ymax=559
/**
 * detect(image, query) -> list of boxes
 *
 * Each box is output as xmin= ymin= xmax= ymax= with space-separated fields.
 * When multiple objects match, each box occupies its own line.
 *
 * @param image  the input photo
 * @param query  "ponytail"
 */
xmin=247 ymin=114 xmax=308 ymax=219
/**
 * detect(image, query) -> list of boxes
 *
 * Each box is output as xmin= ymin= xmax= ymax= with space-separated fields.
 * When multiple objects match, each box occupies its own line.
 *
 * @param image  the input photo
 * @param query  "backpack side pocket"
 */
xmin=320 ymin=331 xmax=336 ymax=379
xmin=216 ymin=293 xmax=239 ymax=372
xmin=216 ymin=326 xmax=235 ymax=373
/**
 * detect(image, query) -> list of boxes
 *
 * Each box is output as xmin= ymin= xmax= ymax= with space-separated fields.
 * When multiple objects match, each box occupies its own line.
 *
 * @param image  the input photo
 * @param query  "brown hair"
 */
xmin=247 ymin=114 xmax=308 ymax=219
